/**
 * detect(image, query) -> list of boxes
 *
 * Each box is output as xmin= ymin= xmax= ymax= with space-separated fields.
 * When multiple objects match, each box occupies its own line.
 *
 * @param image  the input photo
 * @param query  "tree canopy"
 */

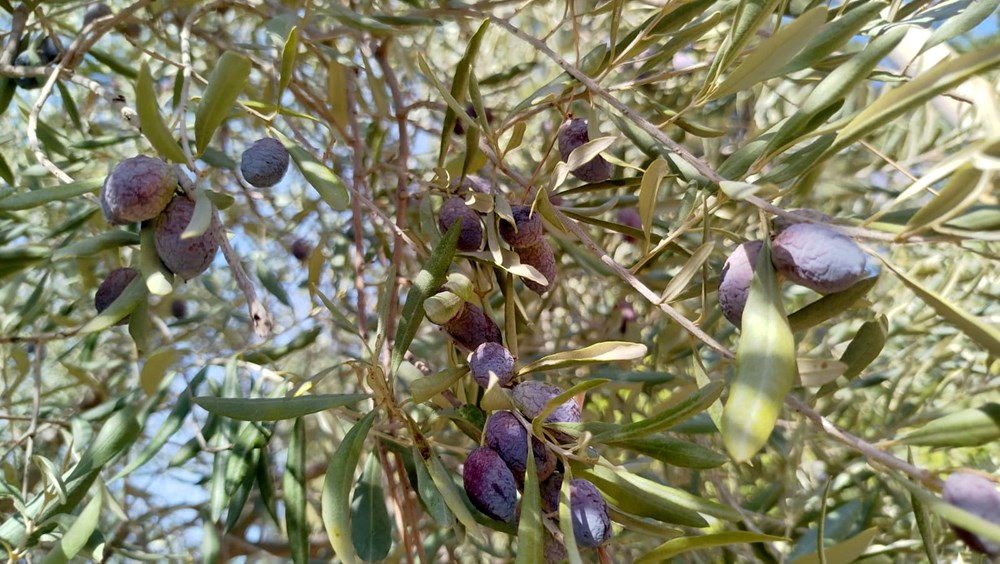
xmin=1 ymin=0 xmax=999 ymax=562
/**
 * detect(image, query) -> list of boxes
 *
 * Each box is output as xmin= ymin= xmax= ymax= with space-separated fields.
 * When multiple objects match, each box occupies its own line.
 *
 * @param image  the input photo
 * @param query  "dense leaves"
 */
xmin=0 ymin=1 xmax=998 ymax=562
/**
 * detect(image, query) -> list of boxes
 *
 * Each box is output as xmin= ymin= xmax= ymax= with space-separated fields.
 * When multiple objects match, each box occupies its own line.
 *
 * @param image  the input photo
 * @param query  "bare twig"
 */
xmin=786 ymin=396 xmax=941 ymax=490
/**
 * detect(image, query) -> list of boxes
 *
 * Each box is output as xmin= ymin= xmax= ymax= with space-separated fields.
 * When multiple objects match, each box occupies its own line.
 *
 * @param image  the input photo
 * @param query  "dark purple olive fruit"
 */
xmin=83 ymin=3 xmax=113 ymax=27
xmin=484 ymin=411 xmax=557 ymax=483
xmin=540 ymin=471 xmax=564 ymax=514
xmin=942 ymin=472 xmax=1000 ymax=556
xmin=438 ymin=196 xmax=483 ymax=252
xmin=170 ymin=298 xmax=187 ymax=319
xmin=442 ymin=302 xmax=502 ymax=351
xmin=456 ymin=175 xmax=490 ymax=194
xmin=516 ymin=240 xmax=556 ymax=295
xmin=153 ymin=196 xmax=219 ymax=281
xmin=95 ymin=268 xmax=140 ymax=325
xmin=570 ymin=479 xmax=612 ymax=548
xmin=39 ymin=37 xmax=59 ymax=64
xmin=101 ymin=156 xmax=178 ymax=225
xmin=543 ymin=528 xmax=568 ymax=563
xmin=15 ymin=37 xmax=59 ymax=89
xmin=557 ymin=118 xmax=612 ymax=183
xmin=718 ymin=240 xmax=763 ymax=329
xmin=771 ymin=223 xmax=868 ymax=294
xmin=463 ymin=447 xmax=518 ymax=523
xmin=771 ymin=209 xmax=833 ymax=233
xmin=240 ymin=138 xmax=290 ymax=188
xmin=499 ymin=205 xmax=543 ymax=249
xmin=454 ymin=103 xmax=494 ymax=135
xmin=291 ymin=238 xmax=311 ymax=261
xmin=469 ymin=342 xmax=516 ymax=388
xmin=618 ymin=207 xmax=642 ymax=242
xmin=512 ymin=381 xmax=582 ymax=426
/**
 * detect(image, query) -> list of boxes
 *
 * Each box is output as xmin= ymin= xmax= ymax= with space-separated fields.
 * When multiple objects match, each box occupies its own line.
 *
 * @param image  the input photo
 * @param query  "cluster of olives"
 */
xmin=718 ymin=218 xmax=879 ymax=328
xmin=426 ymin=116 xmax=620 ymax=556
xmin=461 ymin=343 xmax=612 ymax=556
xmin=94 ymin=138 xmax=289 ymax=322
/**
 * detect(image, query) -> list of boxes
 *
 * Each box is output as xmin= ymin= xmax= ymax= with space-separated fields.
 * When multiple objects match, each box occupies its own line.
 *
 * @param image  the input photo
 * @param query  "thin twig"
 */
xmin=345 ymin=63 xmax=369 ymax=339
xmin=177 ymin=172 xmax=273 ymax=338
xmin=374 ymin=40 xmax=414 ymax=351
xmin=786 ymin=396 xmax=941 ymax=489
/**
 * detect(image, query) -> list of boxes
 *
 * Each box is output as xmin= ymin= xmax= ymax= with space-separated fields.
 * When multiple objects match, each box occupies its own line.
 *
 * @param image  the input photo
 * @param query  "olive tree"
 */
xmin=1 ymin=0 xmax=999 ymax=561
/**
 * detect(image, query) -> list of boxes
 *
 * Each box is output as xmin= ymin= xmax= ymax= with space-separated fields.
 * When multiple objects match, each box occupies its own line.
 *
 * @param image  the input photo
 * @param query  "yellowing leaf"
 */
xmin=722 ymin=242 xmax=797 ymax=462
xmin=639 ymin=157 xmax=669 ymax=252
xmin=518 ymin=341 xmax=647 ymax=375
xmin=139 ymin=347 xmax=178 ymax=396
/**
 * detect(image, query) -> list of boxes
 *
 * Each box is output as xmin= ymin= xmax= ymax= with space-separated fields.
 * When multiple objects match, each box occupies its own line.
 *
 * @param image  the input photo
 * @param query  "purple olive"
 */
xmin=557 ymin=118 xmax=612 ymax=183
xmin=240 ymin=138 xmax=290 ymax=188
xmin=442 ymin=302 xmax=503 ymax=352
xmin=516 ymin=240 xmax=556 ymax=295
xmin=570 ymin=479 xmax=612 ymax=548
xmin=942 ymin=472 xmax=1000 ymax=556
xmin=438 ymin=196 xmax=483 ymax=252
xmin=718 ymin=240 xmax=763 ymax=329
xmin=500 ymin=205 xmax=544 ymax=249
xmin=484 ymin=411 xmax=557 ymax=483
xmin=512 ymin=381 xmax=581 ymax=429
xmin=771 ymin=223 xmax=868 ymax=294
xmin=463 ymin=447 xmax=518 ymax=523
xmin=153 ymin=196 xmax=219 ymax=281
xmin=94 ymin=268 xmax=140 ymax=324
xmin=540 ymin=471 xmax=564 ymax=514
xmin=100 ymin=156 xmax=177 ymax=224
xmin=469 ymin=342 xmax=516 ymax=388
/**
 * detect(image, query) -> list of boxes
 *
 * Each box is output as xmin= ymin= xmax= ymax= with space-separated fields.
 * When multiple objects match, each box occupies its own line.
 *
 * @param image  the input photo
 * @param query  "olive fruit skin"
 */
xmin=291 ymin=238 xmax=311 ymax=261
xmin=13 ymin=38 xmax=59 ymax=89
xmin=570 ymin=479 xmax=612 ymax=548
xmin=516 ymin=240 xmax=556 ymax=295
xmin=484 ymin=411 xmax=557 ymax=483
xmin=437 ymin=197 xmax=483 ymax=252
xmin=170 ymin=298 xmax=187 ymax=319
xmin=453 ymin=103 xmax=493 ymax=135
xmin=942 ymin=472 xmax=1000 ymax=556
xmin=469 ymin=342 xmax=516 ymax=388
xmin=771 ymin=223 xmax=868 ymax=294
xmin=718 ymin=240 xmax=763 ymax=329
xmin=557 ymin=118 xmax=612 ymax=183
xmin=540 ymin=471 xmax=564 ymax=513
xmin=95 ymin=268 xmax=140 ymax=325
xmin=101 ymin=156 xmax=178 ymax=224
xmin=456 ymin=174 xmax=490 ymax=194
xmin=617 ymin=207 xmax=642 ymax=242
xmin=153 ymin=196 xmax=219 ymax=281
xmin=543 ymin=529 xmax=569 ymax=563
xmin=499 ymin=205 xmax=543 ymax=249
xmin=462 ymin=447 xmax=518 ymax=523
xmin=82 ymin=4 xmax=113 ymax=27
xmin=240 ymin=138 xmax=290 ymax=188
xmin=512 ymin=381 xmax=582 ymax=426
xmin=442 ymin=302 xmax=502 ymax=351
xmin=771 ymin=209 xmax=832 ymax=233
